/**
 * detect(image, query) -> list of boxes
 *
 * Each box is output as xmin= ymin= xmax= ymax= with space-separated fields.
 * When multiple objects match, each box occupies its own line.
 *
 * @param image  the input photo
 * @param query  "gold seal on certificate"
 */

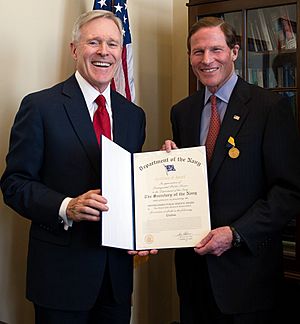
xmin=144 ymin=234 xmax=154 ymax=244
xmin=228 ymin=147 xmax=240 ymax=159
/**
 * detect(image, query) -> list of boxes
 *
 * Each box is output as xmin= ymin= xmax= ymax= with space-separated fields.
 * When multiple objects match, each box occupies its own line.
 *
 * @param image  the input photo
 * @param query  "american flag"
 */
xmin=93 ymin=0 xmax=135 ymax=102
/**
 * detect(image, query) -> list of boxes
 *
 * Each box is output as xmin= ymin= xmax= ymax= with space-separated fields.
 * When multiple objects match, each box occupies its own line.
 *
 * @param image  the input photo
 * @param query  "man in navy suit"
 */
xmin=163 ymin=17 xmax=300 ymax=324
xmin=1 ymin=10 xmax=153 ymax=324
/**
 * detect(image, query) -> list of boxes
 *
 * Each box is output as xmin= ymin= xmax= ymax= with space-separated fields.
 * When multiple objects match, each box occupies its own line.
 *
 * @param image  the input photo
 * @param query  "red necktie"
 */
xmin=205 ymin=94 xmax=220 ymax=163
xmin=93 ymin=95 xmax=111 ymax=145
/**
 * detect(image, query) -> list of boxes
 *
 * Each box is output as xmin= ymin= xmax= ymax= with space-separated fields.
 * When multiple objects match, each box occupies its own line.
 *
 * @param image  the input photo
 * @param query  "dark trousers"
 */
xmin=34 ymin=267 xmax=131 ymax=324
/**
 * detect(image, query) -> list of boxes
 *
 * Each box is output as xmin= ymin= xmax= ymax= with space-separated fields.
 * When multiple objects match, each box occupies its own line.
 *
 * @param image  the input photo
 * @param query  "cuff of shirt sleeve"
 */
xmin=59 ymin=197 xmax=73 ymax=231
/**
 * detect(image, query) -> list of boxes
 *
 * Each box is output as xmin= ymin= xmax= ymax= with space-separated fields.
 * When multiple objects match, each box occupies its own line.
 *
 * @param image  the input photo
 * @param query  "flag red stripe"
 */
xmin=122 ymin=47 xmax=132 ymax=101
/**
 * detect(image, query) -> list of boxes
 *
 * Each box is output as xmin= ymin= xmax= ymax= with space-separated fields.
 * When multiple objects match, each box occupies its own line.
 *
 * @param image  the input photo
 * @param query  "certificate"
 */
xmin=101 ymin=136 xmax=211 ymax=250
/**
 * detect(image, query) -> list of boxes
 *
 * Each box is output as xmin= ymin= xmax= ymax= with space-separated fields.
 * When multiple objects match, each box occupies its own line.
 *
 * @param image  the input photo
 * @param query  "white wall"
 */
xmin=0 ymin=1 xmax=188 ymax=323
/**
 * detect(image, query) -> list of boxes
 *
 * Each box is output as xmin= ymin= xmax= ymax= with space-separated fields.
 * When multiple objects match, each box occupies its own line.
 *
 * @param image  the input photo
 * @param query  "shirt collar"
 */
xmin=204 ymin=73 xmax=238 ymax=105
xmin=75 ymin=70 xmax=111 ymax=108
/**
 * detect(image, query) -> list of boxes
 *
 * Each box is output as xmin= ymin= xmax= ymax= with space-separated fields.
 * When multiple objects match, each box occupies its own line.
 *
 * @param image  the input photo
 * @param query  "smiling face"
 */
xmin=189 ymin=25 xmax=239 ymax=93
xmin=70 ymin=17 xmax=122 ymax=93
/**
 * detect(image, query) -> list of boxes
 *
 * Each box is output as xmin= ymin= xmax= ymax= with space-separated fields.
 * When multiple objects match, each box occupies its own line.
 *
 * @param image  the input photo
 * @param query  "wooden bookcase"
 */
xmin=187 ymin=0 xmax=300 ymax=283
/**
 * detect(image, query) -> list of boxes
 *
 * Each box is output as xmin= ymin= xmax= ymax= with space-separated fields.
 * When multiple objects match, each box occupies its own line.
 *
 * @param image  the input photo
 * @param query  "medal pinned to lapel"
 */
xmin=227 ymin=136 xmax=240 ymax=159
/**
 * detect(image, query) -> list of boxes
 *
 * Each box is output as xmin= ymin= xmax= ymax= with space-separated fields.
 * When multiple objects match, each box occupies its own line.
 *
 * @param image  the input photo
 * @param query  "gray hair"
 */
xmin=71 ymin=10 xmax=123 ymax=45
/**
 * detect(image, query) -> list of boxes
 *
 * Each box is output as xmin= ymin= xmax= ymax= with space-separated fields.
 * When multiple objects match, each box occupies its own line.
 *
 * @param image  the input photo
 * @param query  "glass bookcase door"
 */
xmin=247 ymin=5 xmax=297 ymax=89
xmin=247 ymin=4 xmax=298 ymax=260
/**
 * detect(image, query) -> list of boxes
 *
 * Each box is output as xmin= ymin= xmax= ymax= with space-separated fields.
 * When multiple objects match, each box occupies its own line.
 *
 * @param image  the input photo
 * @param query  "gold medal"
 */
xmin=229 ymin=147 xmax=240 ymax=159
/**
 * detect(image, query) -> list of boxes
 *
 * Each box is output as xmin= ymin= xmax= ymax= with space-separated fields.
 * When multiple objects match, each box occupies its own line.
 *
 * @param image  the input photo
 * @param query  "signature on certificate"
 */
xmin=176 ymin=232 xmax=193 ymax=241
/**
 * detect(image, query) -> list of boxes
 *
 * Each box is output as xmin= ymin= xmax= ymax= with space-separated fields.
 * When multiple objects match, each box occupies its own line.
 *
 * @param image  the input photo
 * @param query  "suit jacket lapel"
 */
xmin=62 ymin=75 xmax=100 ymax=175
xmin=208 ymin=78 xmax=251 ymax=183
xmin=186 ymin=90 xmax=205 ymax=147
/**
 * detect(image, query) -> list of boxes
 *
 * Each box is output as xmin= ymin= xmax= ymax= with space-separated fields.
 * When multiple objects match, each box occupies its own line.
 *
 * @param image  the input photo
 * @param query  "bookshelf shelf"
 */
xmin=187 ymin=0 xmax=300 ymax=310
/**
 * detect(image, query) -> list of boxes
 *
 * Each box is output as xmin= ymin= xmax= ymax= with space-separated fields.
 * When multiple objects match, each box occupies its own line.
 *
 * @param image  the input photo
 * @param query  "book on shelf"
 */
xmin=278 ymin=17 xmax=296 ymax=49
xmin=256 ymin=69 xmax=264 ymax=87
xmin=248 ymin=21 xmax=268 ymax=52
xmin=268 ymin=6 xmax=297 ymax=50
xmin=276 ymin=64 xmax=296 ymax=87
xmin=257 ymin=9 xmax=273 ymax=51
xmin=247 ymin=22 xmax=258 ymax=51
xmin=268 ymin=68 xmax=278 ymax=88
xmin=277 ymin=66 xmax=284 ymax=87
xmin=283 ymin=64 xmax=296 ymax=87
xmin=272 ymin=52 xmax=296 ymax=87
xmin=247 ymin=68 xmax=264 ymax=87
xmin=254 ymin=20 xmax=267 ymax=51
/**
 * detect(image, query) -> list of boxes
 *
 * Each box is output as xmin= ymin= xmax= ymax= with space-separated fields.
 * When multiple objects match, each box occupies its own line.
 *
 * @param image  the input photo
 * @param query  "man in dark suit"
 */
xmin=0 ymin=10 xmax=153 ymax=324
xmin=163 ymin=17 xmax=300 ymax=324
